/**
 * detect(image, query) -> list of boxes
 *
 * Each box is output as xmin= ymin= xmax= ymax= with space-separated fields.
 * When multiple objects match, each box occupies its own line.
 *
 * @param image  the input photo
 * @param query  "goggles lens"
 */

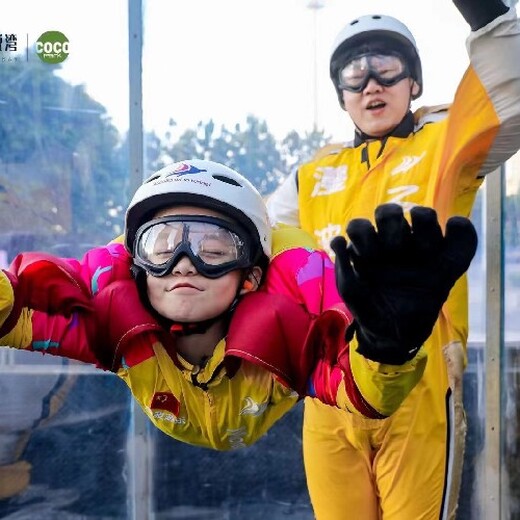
xmin=133 ymin=215 xmax=252 ymax=278
xmin=338 ymin=53 xmax=409 ymax=92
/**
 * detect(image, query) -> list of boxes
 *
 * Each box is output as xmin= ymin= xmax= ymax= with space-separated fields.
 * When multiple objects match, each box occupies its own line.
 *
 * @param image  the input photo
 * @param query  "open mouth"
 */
xmin=367 ymin=101 xmax=386 ymax=110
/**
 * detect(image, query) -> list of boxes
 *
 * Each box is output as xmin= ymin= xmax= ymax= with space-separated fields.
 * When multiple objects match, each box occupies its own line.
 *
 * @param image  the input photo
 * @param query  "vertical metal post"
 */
xmin=129 ymin=0 xmax=144 ymax=190
xmin=484 ymin=166 xmax=505 ymax=519
xmin=306 ymin=0 xmax=324 ymax=131
xmin=128 ymin=1 xmax=154 ymax=519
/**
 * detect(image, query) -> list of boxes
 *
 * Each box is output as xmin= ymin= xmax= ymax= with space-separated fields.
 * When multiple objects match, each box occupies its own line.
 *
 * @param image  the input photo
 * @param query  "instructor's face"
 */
xmin=343 ymin=77 xmax=417 ymax=138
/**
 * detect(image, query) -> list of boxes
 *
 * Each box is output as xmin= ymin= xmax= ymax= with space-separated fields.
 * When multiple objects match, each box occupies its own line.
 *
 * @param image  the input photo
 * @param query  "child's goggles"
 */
xmin=338 ymin=53 xmax=410 ymax=93
xmin=133 ymin=215 xmax=253 ymax=278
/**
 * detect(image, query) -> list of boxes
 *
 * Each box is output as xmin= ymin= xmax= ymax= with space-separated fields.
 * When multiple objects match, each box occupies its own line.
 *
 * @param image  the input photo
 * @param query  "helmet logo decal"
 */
xmin=166 ymin=162 xmax=207 ymax=177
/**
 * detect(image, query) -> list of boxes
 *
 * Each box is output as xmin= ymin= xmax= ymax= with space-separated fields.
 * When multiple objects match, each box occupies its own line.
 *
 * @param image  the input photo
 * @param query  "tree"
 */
xmin=0 ymin=55 xmax=126 ymax=253
xmin=280 ymin=127 xmax=331 ymax=175
xmin=157 ymin=115 xmax=331 ymax=195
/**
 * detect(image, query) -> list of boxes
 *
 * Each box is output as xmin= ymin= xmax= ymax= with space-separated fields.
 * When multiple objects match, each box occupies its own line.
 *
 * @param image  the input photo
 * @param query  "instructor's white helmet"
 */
xmin=330 ymin=14 xmax=422 ymax=106
xmin=125 ymin=159 xmax=271 ymax=259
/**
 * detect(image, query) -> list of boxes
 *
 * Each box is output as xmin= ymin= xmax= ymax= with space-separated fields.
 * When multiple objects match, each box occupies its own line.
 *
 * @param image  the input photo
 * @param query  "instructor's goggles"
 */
xmin=338 ymin=53 xmax=410 ymax=92
xmin=133 ymin=215 xmax=253 ymax=278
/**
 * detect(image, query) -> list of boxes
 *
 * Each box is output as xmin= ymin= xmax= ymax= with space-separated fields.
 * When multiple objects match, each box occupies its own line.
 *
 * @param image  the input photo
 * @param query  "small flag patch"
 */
xmin=150 ymin=392 xmax=180 ymax=416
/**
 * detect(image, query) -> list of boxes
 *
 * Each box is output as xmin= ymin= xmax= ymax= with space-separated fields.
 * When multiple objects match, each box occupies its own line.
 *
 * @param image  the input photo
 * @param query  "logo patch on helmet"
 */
xmin=166 ymin=162 xmax=207 ymax=177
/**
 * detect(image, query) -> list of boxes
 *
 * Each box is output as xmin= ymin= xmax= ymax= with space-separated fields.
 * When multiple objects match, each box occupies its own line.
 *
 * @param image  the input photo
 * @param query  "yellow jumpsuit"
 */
xmin=267 ymin=9 xmax=520 ymax=520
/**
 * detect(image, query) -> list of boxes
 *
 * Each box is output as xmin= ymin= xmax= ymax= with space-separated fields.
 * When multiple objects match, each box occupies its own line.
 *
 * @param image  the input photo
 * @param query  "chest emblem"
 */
xmin=315 ymin=224 xmax=342 ymax=257
xmin=227 ymin=427 xmax=247 ymax=449
xmin=239 ymin=396 xmax=268 ymax=417
xmin=387 ymin=185 xmax=420 ymax=211
xmin=390 ymin=152 xmax=426 ymax=176
xmin=311 ymin=166 xmax=347 ymax=197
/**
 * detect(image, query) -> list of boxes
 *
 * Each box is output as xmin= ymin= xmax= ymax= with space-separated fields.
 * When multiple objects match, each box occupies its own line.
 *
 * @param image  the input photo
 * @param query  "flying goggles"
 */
xmin=338 ymin=52 xmax=410 ymax=92
xmin=133 ymin=215 xmax=253 ymax=278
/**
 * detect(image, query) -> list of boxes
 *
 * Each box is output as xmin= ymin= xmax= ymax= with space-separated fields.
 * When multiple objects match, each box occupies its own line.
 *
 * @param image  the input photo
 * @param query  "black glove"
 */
xmin=331 ymin=204 xmax=478 ymax=365
xmin=453 ymin=0 xmax=508 ymax=31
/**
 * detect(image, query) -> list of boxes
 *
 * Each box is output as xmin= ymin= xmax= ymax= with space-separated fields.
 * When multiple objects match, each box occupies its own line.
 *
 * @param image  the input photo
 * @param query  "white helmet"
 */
xmin=125 ymin=159 xmax=271 ymax=259
xmin=330 ymin=14 xmax=422 ymax=105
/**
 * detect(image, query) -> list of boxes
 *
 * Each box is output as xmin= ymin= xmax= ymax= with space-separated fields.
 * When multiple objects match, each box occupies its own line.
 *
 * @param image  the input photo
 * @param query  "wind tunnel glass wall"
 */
xmin=1 ymin=1 xmax=520 ymax=519
xmin=0 ymin=1 xmax=131 ymax=518
xmin=503 ymin=155 xmax=520 ymax=518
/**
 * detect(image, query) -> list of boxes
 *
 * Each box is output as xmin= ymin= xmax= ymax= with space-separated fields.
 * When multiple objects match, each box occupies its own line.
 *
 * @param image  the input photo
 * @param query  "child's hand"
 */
xmin=331 ymin=203 xmax=477 ymax=365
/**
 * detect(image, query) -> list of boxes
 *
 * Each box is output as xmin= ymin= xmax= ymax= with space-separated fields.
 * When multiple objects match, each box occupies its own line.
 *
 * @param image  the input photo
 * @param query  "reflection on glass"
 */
xmin=504 ymin=152 xmax=520 ymax=518
xmin=0 ymin=1 xmax=130 ymax=517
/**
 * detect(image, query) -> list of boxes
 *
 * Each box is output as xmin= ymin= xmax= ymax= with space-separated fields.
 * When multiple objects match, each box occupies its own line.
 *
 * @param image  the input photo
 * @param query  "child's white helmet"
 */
xmin=125 ymin=160 xmax=272 ymax=260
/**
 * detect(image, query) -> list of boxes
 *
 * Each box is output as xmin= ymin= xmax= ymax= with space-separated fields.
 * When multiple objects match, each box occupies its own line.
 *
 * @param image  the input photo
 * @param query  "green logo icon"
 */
xmin=36 ymin=31 xmax=69 ymax=64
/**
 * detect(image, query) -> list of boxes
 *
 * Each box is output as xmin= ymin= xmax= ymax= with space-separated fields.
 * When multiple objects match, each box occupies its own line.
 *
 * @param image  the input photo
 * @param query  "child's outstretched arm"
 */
xmin=315 ymin=203 xmax=477 ymax=417
xmin=333 ymin=203 xmax=477 ymax=366
xmin=305 ymin=204 xmax=477 ymax=417
xmin=0 ymin=252 xmax=103 ymax=366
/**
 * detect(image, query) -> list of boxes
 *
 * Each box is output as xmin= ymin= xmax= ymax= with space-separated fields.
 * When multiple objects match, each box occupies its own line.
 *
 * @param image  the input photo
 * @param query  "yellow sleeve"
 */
xmin=0 ymin=308 xmax=34 ymax=349
xmin=109 ymin=234 xmax=125 ymax=245
xmin=0 ymin=270 xmax=34 ymax=349
xmin=270 ymin=226 xmax=319 ymax=256
xmin=0 ymin=271 xmax=14 ymax=329
xmin=342 ymin=336 xmax=428 ymax=417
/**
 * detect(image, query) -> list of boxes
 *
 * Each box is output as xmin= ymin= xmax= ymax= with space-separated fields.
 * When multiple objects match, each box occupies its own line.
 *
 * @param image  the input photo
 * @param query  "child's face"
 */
xmin=144 ymin=205 xmax=245 ymax=323
xmin=342 ymin=77 xmax=418 ymax=137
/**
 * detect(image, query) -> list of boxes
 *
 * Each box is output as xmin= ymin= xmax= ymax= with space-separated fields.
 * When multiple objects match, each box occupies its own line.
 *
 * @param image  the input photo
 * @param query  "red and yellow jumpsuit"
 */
xmin=0 ymin=228 xmax=426 ymax=450
xmin=267 ymin=9 xmax=520 ymax=520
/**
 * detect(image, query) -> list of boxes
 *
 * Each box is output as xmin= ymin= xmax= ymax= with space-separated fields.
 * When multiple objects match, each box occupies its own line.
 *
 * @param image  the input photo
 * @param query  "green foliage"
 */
xmin=157 ymin=114 xmax=331 ymax=195
xmin=0 ymin=54 xmax=127 ymax=245
xmin=280 ymin=127 xmax=331 ymax=173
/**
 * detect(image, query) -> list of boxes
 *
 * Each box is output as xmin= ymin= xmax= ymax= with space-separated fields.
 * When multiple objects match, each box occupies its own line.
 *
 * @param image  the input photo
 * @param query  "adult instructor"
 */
xmin=267 ymin=1 xmax=520 ymax=518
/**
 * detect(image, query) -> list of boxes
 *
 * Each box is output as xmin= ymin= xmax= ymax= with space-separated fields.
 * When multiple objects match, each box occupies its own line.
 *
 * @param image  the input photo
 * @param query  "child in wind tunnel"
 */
xmin=0 ymin=159 xmax=477 ymax=450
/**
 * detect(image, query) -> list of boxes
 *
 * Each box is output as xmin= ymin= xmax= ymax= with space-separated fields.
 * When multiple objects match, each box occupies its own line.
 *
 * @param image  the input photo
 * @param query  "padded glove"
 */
xmin=331 ymin=204 xmax=478 ymax=365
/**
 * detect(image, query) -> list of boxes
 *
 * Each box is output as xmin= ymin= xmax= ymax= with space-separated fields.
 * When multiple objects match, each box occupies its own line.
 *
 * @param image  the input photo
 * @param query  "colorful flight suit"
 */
xmin=0 ymin=228 xmax=426 ymax=450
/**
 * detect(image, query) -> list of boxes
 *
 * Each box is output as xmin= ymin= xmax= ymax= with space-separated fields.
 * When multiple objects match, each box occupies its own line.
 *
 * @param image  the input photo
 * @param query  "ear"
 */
xmin=411 ymin=80 xmax=420 ymax=98
xmin=239 ymin=266 xmax=263 ymax=295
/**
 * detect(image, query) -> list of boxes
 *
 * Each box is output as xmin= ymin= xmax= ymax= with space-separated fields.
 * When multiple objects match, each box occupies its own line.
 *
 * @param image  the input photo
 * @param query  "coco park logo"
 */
xmin=35 ymin=31 xmax=69 ymax=63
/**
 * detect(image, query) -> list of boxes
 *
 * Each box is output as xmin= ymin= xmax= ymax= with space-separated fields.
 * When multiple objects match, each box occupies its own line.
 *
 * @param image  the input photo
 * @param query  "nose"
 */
xmin=172 ymin=254 xmax=198 ymax=276
xmin=363 ymin=77 xmax=383 ymax=94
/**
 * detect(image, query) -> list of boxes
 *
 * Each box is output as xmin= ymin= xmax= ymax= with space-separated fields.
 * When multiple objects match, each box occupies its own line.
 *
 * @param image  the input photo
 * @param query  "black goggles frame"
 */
xmin=132 ymin=214 xmax=254 ymax=279
xmin=337 ymin=53 xmax=411 ymax=93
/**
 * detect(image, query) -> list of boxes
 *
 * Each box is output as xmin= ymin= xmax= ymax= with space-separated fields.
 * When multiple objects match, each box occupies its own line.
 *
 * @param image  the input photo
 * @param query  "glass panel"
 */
xmin=503 ymin=152 xmax=520 ymax=518
xmin=0 ymin=1 xmax=131 ymax=517
xmin=0 ymin=373 xmax=130 ymax=518
xmin=460 ymin=186 xmax=486 ymax=519
xmin=152 ymin=403 xmax=313 ymax=519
